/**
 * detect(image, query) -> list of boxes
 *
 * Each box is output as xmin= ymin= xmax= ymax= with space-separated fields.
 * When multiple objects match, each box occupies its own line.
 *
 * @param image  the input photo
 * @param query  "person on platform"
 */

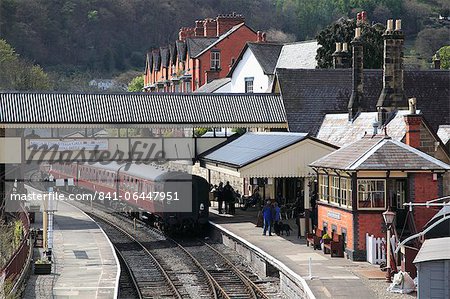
xmin=223 ymin=181 xmax=234 ymax=214
xmin=273 ymin=202 xmax=281 ymax=235
xmin=217 ymin=182 xmax=224 ymax=214
xmin=262 ymin=201 xmax=274 ymax=236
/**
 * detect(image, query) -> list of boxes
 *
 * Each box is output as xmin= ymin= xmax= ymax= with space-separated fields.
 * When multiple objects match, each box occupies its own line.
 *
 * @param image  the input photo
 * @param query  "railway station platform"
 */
xmin=209 ymin=206 xmax=406 ymax=299
xmin=23 ymin=190 xmax=119 ymax=299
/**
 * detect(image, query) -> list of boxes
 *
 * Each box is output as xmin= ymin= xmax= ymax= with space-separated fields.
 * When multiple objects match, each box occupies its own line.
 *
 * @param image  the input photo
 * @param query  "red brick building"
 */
xmin=144 ymin=13 xmax=264 ymax=93
xmin=309 ymin=130 xmax=450 ymax=261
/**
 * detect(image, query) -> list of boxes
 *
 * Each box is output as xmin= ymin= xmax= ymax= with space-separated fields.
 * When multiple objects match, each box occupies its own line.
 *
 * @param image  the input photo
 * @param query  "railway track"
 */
xmin=24 ymin=175 xmax=277 ymax=298
xmin=88 ymin=213 xmax=183 ymax=299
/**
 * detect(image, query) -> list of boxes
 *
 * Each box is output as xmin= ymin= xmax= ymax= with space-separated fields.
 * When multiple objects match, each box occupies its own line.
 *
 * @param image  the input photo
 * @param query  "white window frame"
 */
xmin=340 ymin=177 xmax=352 ymax=208
xmin=245 ymin=77 xmax=254 ymax=93
xmin=210 ymin=51 xmax=221 ymax=70
xmin=357 ymin=179 xmax=386 ymax=210
xmin=330 ymin=176 xmax=340 ymax=205
xmin=319 ymin=174 xmax=329 ymax=202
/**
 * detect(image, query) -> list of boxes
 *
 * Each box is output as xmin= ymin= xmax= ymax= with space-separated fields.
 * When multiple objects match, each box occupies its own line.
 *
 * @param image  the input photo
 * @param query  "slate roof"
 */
xmin=186 ymin=37 xmax=217 ymax=58
xmin=152 ymin=49 xmax=161 ymax=71
xmin=0 ymin=92 xmax=287 ymax=127
xmin=317 ymin=110 xmax=414 ymax=147
xmin=195 ymin=78 xmax=231 ymax=93
xmin=414 ymin=237 xmax=450 ymax=263
xmin=438 ymin=125 xmax=450 ymax=145
xmin=160 ymin=47 xmax=170 ymax=68
xmin=169 ymin=44 xmax=177 ymax=65
xmin=176 ymin=40 xmax=187 ymax=62
xmin=276 ymin=40 xmax=319 ymax=69
xmin=310 ymin=135 xmax=450 ymax=171
xmin=277 ymin=69 xmax=450 ymax=136
xmin=202 ymin=132 xmax=308 ymax=167
xmin=228 ymin=43 xmax=283 ymax=76
xmin=146 ymin=52 xmax=153 ymax=73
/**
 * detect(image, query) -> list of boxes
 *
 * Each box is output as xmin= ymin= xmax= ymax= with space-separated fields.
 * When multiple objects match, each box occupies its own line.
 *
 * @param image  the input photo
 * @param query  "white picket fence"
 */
xmin=366 ymin=233 xmax=386 ymax=264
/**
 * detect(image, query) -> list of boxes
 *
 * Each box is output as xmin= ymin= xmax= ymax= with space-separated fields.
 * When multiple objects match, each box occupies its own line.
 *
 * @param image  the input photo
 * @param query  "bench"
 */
xmin=323 ymin=232 xmax=344 ymax=257
xmin=306 ymin=228 xmax=322 ymax=250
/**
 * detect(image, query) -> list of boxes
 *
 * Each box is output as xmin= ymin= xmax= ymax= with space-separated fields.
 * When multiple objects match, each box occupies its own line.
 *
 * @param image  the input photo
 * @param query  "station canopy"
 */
xmin=0 ymin=92 xmax=287 ymax=129
xmin=200 ymin=132 xmax=337 ymax=178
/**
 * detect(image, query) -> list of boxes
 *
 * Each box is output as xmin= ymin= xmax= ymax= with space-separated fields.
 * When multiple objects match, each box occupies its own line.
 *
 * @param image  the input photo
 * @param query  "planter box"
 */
xmin=34 ymin=263 xmax=51 ymax=275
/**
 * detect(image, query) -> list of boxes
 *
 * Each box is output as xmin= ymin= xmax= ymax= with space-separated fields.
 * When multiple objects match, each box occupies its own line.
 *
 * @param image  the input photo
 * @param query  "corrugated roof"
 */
xmin=195 ymin=78 xmax=231 ymax=93
xmin=276 ymin=40 xmax=319 ymax=69
xmin=310 ymin=135 xmax=450 ymax=171
xmin=186 ymin=37 xmax=217 ymax=58
xmin=202 ymin=132 xmax=308 ymax=167
xmin=317 ymin=110 xmax=413 ymax=147
xmin=438 ymin=125 xmax=450 ymax=145
xmin=0 ymin=92 xmax=287 ymax=126
xmin=277 ymin=69 xmax=450 ymax=135
xmin=413 ymin=237 xmax=450 ymax=263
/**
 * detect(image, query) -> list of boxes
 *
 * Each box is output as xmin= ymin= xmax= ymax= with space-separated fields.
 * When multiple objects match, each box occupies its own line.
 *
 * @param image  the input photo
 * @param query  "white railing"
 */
xmin=366 ymin=233 xmax=386 ymax=264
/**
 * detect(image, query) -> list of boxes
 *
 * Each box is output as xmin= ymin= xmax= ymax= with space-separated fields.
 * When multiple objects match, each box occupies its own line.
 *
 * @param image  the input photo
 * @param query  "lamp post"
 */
xmin=383 ymin=208 xmax=396 ymax=282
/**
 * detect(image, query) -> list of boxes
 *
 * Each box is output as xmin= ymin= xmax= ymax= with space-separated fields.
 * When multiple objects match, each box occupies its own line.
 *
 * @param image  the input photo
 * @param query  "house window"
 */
xmin=340 ymin=177 xmax=352 ymax=208
xmin=245 ymin=77 xmax=254 ymax=93
xmin=319 ymin=174 xmax=329 ymax=202
xmin=210 ymin=51 xmax=221 ymax=70
xmin=330 ymin=176 xmax=340 ymax=204
xmin=357 ymin=179 xmax=386 ymax=209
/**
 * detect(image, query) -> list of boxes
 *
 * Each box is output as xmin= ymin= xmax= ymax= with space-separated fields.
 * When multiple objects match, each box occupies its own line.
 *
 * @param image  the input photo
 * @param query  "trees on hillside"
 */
xmin=0 ymin=39 xmax=51 ymax=91
xmin=316 ymin=18 xmax=384 ymax=69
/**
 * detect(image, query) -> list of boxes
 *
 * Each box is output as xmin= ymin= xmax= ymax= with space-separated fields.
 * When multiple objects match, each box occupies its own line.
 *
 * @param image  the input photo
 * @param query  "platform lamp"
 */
xmin=383 ymin=208 xmax=396 ymax=282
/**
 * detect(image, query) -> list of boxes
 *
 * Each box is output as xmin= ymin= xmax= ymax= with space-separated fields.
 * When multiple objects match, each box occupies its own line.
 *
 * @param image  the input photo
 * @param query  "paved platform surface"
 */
xmin=23 ymin=192 xmax=119 ymax=299
xmin=209 ymin=205 xmax=415 ymax=299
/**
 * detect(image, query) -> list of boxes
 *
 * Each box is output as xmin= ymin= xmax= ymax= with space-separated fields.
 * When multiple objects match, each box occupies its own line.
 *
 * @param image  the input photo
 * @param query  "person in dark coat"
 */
xmin=223 ymin=181 xmax=234 ymax=214
xmin=217 ymin=182 xmax=224 ymax=214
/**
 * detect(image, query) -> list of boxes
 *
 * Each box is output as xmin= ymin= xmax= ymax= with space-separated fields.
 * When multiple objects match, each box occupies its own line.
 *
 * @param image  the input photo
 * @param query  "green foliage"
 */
xmin=438 ymin=46 xmax=450 ymax=69
xmin=316 ymin=19 xmax=384 ymax=69
xmin=127 ymin=75 xmax=144 ymax=92
xmin=194 ymin=128 xmax=209 ymax=137
xmin=13 ymin=220 xmax=23 ymax=248
xmin=231 ymin=128 xmax=247 ymax=135
xmin=415 ymin=27 xmax=450 ymax=61
xmin=0 ymin=39 xmax=52 ymax=91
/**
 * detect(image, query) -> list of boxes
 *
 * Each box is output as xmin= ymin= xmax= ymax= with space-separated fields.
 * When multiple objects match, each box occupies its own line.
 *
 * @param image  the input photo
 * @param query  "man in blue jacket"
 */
xmin=262 ymin=201 xmax=273 ymax=236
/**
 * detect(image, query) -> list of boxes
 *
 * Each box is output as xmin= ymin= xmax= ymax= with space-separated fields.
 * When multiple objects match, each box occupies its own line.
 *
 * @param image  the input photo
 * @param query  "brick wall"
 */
xmin=412 ymin=173 xmax=441 ymax=230
xmin=317 ymin=204 xmax=354 ymax=249
xmin=196 ymin=25 xmax=256 ymax=88
xmin=355 ymin=212 xmax=384 ymax=251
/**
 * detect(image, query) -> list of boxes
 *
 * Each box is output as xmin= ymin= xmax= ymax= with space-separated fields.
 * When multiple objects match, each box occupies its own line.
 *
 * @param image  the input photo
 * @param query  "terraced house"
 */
xmin=144 ymin=13 xmax=264 ymax=93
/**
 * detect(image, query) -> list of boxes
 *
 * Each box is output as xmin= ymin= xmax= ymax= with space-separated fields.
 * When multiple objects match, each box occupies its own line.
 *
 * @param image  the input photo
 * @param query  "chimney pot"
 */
xmin=335 ymin=42 xmax=342 ymax=52
xmin=387 ymin=19 xmax=394 ymax=31
xmin=408 ymin=98 xmax=417 ymax=115
xmin=361 ymin=11 xmax=367 ymax=22
xmin=395 ymin=19 xmax=402 ymax=31
xmin=355 ymin=28 xmax=361 ymax=38
xmin=342 ymin=42 xmax=348 ymax=52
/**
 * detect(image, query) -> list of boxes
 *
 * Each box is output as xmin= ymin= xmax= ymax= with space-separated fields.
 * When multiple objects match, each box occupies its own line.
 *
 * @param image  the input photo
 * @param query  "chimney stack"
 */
xmin=256 ymin=31 xmax=267 ymax=43
xmin=216 ymin=12 xmax=245 ymax=36
xmin=377 ymin=19 xmax=407 ymax=126
xmin=194 ymin=20 xmax=204 ymax=37
xmin=404 ymin=98 xmax=422 ymax=149
xmin=179 ymin=27 xmax=195 ymax=41
xmin=204 ymin=18 xmax=217 ymax=37
xmin=433 ymin=52 xmax=441 ymax=69
xmin=348 ymin=20 xmax=364 ymax=122
xmin=333 ymin=42 xmax=351 ymax=69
